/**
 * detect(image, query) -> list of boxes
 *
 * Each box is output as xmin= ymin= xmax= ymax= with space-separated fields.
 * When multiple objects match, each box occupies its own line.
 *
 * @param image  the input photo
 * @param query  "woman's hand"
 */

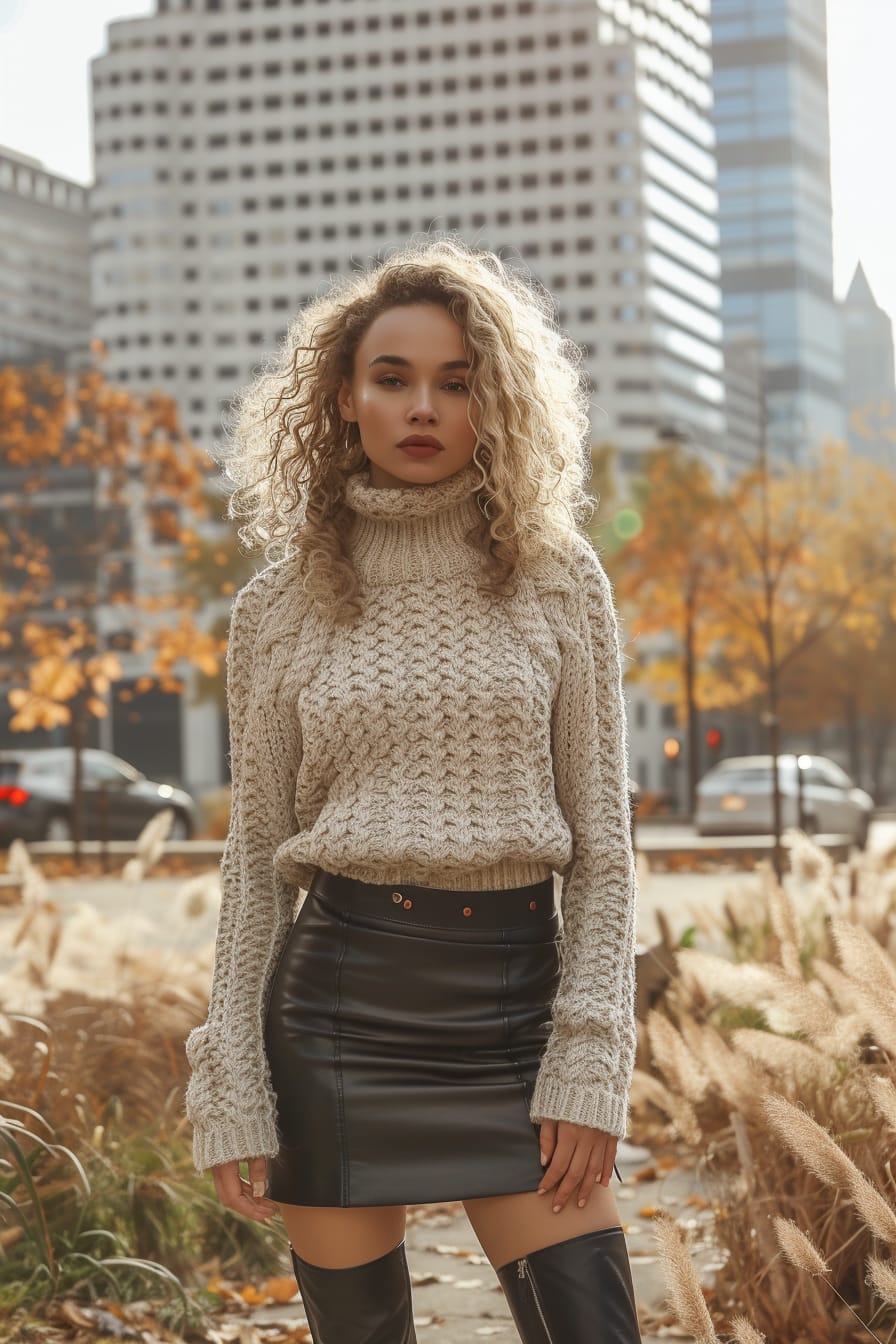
xmin=211 ymin=1155 xmax=280 ymax=1223
xmin=536 ymin=1119 xmax=617 ymax=1212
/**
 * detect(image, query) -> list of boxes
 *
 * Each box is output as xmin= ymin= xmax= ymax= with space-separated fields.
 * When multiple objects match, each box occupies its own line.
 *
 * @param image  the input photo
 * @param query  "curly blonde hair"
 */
xmin=218 ymin=235 xmax=596 ymax=625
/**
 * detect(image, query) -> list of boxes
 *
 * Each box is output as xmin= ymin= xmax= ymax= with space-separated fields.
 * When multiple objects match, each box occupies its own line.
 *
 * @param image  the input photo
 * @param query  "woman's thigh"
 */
xmin=462 ymin=1186 xmax=622 ymax=1269
xmin=277 ymin=1202 xmax=408 ymax=1269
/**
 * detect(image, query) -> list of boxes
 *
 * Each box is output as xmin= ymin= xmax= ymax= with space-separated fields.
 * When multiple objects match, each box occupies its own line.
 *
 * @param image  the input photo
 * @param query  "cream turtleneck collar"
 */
xmin=345 ymin=460 xmax=486 ymax=585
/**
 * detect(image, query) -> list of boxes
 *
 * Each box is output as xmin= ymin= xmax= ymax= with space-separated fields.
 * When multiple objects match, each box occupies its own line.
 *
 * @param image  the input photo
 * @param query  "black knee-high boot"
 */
xmin=289 ymin=1240 xmax=418 ymax=1343
xmin=496 ymin=1225 xmax=641 ymax=1343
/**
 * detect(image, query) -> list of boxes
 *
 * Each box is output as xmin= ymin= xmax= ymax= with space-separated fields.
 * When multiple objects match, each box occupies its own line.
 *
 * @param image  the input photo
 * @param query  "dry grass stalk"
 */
xmin=773 ymin=1217 xmax=830 ymax=1275
xmin=831 ymin=919 xmax=896 ymax=998
xmin=731 ymin=1028 xmax=839 ymax=1091
xmin=866 ymin=1256 xmax=896 ymax=1306
xmin=651 ymin=1209 xmax=718 ymax=1344
xmin=764 ymin=1093 xmax=860 ymax=1186
xmin=785 ymin=830 xmax=835 ymax=887
xmin=629 ymin=1068 xmax=702 ymax=1145
xmin=812 ymin=959 xmax=866 ymax=1016
xmin=866 ymin=1075 xmax=896 ymax=1134
xmin=766 ymin=882 xmax=802 ymax=978
xmin=676 ymin=948 xmax=783 ymax=1007
xmin=646 ymin=1009 xmax=711 ymax=1104
xmin=764 ymin=1094 xmax=896 ymax=1245
xmin=728 ymin=1316 xmax=766 ymax=1344
xmin=697 ymin=1024 xmax=768 ymax=1117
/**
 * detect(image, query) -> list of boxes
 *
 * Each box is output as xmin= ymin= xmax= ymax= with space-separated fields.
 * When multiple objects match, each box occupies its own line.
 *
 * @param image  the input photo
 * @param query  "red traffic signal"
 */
xmin=706 ymin=727 xmax=723 ymax=751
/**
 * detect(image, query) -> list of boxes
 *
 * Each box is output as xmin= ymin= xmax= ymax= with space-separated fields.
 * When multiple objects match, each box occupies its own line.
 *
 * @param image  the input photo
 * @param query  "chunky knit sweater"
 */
xmin=184 ymin=459 xmax=638 ymax=1175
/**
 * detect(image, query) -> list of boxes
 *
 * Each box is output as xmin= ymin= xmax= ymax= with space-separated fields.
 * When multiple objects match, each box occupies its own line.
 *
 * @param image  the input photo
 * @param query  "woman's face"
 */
xmin=338 ymin=302 xmax=479 ymax=489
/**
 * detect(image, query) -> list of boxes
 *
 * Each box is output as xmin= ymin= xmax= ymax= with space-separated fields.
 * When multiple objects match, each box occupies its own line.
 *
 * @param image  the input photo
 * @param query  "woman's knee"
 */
xmin=277 ymin=1202 xmax=408 ymax=1269
xmin=462 ymin=1187 xmax=622 ymax=1268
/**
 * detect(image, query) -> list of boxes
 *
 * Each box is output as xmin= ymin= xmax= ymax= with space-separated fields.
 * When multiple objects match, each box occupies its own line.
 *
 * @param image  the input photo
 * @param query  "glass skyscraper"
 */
xmin=711 ymin=0 xmax=845 ymax=464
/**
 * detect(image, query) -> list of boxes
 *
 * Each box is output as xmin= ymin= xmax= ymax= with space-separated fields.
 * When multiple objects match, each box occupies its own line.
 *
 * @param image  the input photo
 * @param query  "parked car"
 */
xmin=695 ymin=754 xmax=874 ymax=848
xmin=0 ymin=748 xmax=199 ymax=845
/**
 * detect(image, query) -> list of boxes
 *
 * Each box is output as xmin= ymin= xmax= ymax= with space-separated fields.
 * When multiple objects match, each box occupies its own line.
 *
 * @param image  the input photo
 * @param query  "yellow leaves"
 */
xmin=8 ymin=689 xmax=72 ymax=731
xmin=29 ymin=656 xmax=82 ymax=702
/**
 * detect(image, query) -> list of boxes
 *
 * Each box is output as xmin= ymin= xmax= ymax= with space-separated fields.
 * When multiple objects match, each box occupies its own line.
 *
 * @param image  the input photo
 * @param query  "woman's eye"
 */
xmin=376 ymin=376 xmax=467 ymax=392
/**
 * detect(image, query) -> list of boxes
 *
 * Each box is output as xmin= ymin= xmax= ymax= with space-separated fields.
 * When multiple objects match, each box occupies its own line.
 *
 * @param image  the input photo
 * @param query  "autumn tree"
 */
xmin=0 ymin=351 xmax=225 ymax=851
xmin=704 ymin=440 xmax=896 ymax=850
xmin=607 ymin=439 xmax=727 ymax=814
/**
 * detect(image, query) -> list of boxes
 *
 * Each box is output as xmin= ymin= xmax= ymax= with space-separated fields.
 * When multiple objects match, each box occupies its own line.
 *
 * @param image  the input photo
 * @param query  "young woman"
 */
xmin=184 ymin=238 xmax=641 ymax=1342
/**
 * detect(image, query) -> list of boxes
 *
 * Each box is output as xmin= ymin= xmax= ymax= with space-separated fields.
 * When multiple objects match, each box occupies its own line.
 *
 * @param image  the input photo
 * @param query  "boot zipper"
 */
xmin=516 ymin=1257 xmax=553 ymax=1340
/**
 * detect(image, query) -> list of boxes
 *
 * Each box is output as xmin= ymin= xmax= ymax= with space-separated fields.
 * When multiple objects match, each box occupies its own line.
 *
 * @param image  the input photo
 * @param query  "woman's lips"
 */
xmin=398 ymin=443 xmax=442 ymax=458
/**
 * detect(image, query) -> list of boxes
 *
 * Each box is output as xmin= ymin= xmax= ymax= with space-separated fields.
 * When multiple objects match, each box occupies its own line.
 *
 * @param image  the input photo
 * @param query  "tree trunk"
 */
xmin=70 ymin=695 xmax=86 ymax=863
xmin=684 ymin=594 xmax=699 ymax=817
xmin=843 ymin=692 xmax=862 ymax=785
xmin=869 ymin=716 xmax=893 ymax=803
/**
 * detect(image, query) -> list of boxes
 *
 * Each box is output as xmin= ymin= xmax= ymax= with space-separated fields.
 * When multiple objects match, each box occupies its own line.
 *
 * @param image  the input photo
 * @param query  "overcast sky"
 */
xmin=1 ymin=0 xmax=893 ymax=335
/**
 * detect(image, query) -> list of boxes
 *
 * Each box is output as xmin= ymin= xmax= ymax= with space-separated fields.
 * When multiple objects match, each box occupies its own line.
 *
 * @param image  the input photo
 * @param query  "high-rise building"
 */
xmin=90 ymin=0 xmax=725 ymax=477
xmin=711 ymin=0 xmax=845 ymax=466
xmin=841 ymin=262 xmax=896 ymax=471
xmin=0 ymin=146 xmax=91 ymax=368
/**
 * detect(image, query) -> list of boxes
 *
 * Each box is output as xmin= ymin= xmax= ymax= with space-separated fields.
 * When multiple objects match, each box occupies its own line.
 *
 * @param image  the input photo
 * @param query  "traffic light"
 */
xmin=706 ymin=726 xmax=723 ymax=752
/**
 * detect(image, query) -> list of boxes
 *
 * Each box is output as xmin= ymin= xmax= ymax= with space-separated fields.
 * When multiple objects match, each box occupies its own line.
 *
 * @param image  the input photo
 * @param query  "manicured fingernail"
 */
xmin=578 ymin=1199 xmax=586 ymax=1207
xmin=552 ymin=1204 xmax=561 ymax=1213
xmin=252 ymin=1181 xmax=265 ymax=1198
xmin=539 ymin=1151 xmax=547 ymax=1164
xmin=537 ymin=1187 xmax=546 ymax=1196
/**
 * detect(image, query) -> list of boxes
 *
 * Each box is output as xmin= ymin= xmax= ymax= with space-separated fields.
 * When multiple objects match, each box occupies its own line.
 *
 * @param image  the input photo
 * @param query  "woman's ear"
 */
xmin=337 ymin=377 xmax=357 ymax=423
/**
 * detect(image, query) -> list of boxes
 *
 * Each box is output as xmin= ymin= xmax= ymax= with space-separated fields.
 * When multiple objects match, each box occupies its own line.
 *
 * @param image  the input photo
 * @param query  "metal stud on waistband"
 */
xmin=463 ymin=906 xmax=473 ymax=917
xmin=529 ymin=900 xmax=538 ymax=910
xmin=403 ymin=898 xmax=413 ymax=909
xmin=391 ymin=892 xmax=402 ymax=903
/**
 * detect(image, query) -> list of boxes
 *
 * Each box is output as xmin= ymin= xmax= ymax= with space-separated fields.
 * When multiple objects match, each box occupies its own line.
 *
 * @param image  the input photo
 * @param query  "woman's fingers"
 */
xmin=537 ymin=1133 xmax=578 ymax=1209
xmin=538 ymin=1117 xmax=557 ymax=1167
xmin=577 ymin=1146 xmax=606 ymax=1207
xmin=598 ymin=1138 xmax=617 ymax=1188
xmin=213 ymin=1158 xmax=279 ymax=1221
xmin=548 ymin=1139 xmax=596 ymax=1214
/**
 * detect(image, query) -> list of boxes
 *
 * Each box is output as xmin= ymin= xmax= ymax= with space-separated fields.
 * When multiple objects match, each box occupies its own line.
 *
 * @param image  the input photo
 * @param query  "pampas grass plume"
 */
xmin=866 ymin=1256 xmax=896 ymax=1306
xmin=652 ymin=1210 xmax=717 ymax=1344
xmin=866 ymin=1074 xmax=896 ymax=1133
xmin=773 ymin=1217 xmax=829 ymax=1275
xmin=763 ymin=1093 xmax=855 ymax=1186
xmin=831 ymin=918 xmax=896 ymax=997
xmin=729 ymin=1316 xmax=767 ymax=1344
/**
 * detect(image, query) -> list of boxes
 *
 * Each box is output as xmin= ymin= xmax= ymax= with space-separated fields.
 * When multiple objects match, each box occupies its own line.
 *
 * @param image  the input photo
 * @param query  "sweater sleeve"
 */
xmin=183 ymin=574 xmax=303 ymax=1174
xmin=529 ymin=541 xmax=638 ymax=1139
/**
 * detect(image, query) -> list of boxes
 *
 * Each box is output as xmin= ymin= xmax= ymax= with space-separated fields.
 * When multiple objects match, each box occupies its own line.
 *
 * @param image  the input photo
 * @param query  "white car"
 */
xmin=695 ymin=754 xmax=874 ymax=848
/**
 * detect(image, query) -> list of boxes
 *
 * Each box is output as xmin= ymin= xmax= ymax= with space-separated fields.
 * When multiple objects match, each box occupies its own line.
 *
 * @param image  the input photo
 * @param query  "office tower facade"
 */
xmin=841 ymin=262 xmax=896 ymax=471
xmin=0 ymin=147 xmax=91 ymax=368
xmin=711 ymin=0 xmax=845 ymax=466
xmin=90 ymin=0 xmax=725 ymax=473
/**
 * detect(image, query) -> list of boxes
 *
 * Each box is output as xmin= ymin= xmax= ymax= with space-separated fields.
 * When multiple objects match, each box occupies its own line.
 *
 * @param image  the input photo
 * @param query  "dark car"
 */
xmin=0 ymin=747 xmax=199 ymax=845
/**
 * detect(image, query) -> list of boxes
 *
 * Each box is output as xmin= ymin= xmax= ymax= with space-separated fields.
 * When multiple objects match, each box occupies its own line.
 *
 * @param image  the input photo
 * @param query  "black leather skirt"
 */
xmin=262 ymin=865 xmax=564 ymax=1207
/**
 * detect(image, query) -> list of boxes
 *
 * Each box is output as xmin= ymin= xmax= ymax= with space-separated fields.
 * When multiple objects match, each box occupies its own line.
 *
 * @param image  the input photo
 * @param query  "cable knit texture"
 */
xmin=183 ymin=459 xmax=638 ymax=1174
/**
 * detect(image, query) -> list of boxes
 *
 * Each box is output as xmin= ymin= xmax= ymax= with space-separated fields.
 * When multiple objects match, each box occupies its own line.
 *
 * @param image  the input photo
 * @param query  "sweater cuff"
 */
xmin=529 ymin=1072 xmax=629 ymax=1139
xmin=191 ymin=1110 xmax=281 ymax=1176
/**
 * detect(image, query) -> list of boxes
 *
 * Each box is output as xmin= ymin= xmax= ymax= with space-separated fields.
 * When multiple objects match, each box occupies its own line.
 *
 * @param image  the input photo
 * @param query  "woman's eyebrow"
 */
xmin=368 ymin=354 xmax=470 ymax=370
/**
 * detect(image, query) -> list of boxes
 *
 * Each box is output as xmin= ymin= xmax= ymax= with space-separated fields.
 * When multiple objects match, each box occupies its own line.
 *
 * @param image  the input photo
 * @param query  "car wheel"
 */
xmin=168 ymin=811 xmax=192 ymax=841
xmin=43 ymin=812 xmax=72 ymax=842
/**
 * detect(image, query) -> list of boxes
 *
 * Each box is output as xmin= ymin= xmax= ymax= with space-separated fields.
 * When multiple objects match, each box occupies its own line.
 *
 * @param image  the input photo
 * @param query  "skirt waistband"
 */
xmin=308 ymin=868 xmax=556 ymax=930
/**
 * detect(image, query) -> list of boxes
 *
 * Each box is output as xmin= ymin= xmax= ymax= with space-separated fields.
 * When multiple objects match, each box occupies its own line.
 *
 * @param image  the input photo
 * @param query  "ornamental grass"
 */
xmin=0 ymin=839 xmax=288 ymax=1340
xmin=637 ymin=827 xmax=896 ymax=1343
